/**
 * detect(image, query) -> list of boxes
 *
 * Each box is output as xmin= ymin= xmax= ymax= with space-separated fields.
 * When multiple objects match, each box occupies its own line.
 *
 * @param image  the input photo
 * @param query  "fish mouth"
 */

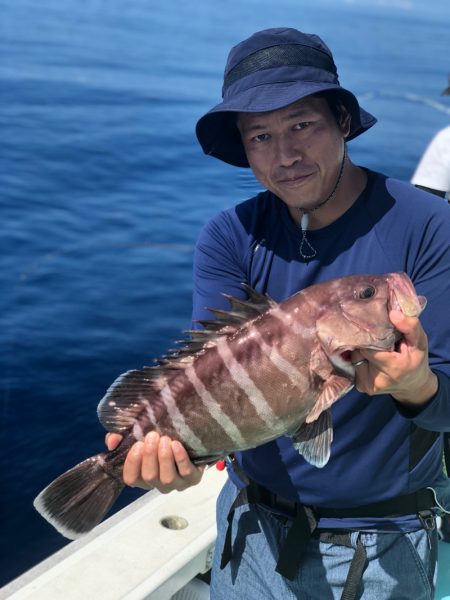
xmin=339 ymin=349 xmax=353 ymax=363
xmin=337 ymin=332 xmax=400 ymax=368
xmin=341 ymin=330 xmax=397 ymax=357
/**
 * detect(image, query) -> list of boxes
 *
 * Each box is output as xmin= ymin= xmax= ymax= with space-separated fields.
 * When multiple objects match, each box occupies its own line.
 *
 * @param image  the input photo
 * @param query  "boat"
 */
xmin=2 ymin=467 xmax=449 ymax=599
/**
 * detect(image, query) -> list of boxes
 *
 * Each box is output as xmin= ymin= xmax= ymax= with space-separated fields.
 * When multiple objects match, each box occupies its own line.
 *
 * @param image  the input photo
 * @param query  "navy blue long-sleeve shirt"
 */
xmin=192 ymin=170 xmax=450 ymax=530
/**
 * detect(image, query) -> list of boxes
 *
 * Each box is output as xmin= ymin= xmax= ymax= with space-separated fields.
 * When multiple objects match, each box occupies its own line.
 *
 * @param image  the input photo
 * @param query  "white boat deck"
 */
xmin=1 ymin=468 xmax=225 ymax=600
xmin=1 ymin=466 xmax=449 ymax=599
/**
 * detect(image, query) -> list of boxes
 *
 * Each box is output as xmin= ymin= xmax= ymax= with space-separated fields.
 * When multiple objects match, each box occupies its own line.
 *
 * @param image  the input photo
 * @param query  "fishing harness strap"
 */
xmin=220 ymin=462 xmax=436 ymax=600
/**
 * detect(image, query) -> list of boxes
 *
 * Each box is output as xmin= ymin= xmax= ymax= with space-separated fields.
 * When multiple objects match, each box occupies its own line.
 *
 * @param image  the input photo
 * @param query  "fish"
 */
xmin=33 ymin=272 xmax=425 ymax=540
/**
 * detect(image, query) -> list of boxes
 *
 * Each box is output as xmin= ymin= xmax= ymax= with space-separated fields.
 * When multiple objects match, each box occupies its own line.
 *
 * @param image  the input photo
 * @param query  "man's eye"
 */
xmin=294 ymin=122 xmax=311 ymax=130
xmin=252 ymin=133 xmax=270 ymax=143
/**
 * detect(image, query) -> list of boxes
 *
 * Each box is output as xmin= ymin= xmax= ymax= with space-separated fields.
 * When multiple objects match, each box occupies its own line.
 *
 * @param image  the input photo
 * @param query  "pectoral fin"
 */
xmin=305 ymin=375 xmax=353 ymax=424
xmin=291 ymin=410 xmax=333 ymax=468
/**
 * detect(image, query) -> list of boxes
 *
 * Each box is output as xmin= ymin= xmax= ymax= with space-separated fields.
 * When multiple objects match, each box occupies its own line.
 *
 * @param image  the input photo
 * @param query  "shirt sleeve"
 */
xmin=395 ymin=370 xmax=450 ymax=432
xmin=192 ymin=210 xmax=249 ymax=326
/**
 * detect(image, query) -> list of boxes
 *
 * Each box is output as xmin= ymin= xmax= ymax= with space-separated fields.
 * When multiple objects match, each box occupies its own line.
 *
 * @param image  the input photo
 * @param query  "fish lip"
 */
xmin=337 ymin=333 xmax=397 ymax=363
xmin=388 ymin=273 xmax=425 ymax=317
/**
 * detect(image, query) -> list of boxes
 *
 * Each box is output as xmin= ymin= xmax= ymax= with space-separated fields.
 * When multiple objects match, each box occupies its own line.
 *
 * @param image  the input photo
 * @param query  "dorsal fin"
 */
xmin=194 ymin=284 xmax=275 ymax=332
xmin=98 ymin=285 xmax=277 ymax=432
xmin=179 ymin=284 xmax=276 ymax=357
xmin=236 ymin=283 xmax=276 ymax=311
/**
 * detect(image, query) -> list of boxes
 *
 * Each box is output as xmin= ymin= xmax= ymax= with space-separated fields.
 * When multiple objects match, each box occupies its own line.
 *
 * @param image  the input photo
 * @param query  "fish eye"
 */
xmin=359 ymin=286 xmax=376 ymax=300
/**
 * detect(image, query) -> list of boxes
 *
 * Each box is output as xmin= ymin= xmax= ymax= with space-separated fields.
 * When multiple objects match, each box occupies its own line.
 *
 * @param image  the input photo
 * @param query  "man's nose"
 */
xmin=274 ymin=136 xmax=303 ymax=167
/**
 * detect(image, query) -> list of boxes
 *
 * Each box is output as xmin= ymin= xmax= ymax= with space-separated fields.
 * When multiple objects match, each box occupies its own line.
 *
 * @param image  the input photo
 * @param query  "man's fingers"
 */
xmin=105 ymin=432 xmax=123 ymax=451
xmin=172 ymin=440 xmax=198 ymax=479
xmin=140 ymin=432 xmax=160 ymax=483
xmin=158 ymin=436 xmax=179 ymax=486
xmin=389 ymin=310 xmax=423 ymax=346
xmin=123 ymin=441 xmax=145 ymax=487
xmin=389 ymin=309 xmax=408 ymax=329
xmin=118 ymin=432 xmax=204 ymax=492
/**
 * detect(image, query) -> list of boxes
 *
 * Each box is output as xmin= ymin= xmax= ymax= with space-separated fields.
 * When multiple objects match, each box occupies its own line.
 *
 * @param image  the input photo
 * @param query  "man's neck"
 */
xmin=289 ymin=163 xmax=368 ymax=229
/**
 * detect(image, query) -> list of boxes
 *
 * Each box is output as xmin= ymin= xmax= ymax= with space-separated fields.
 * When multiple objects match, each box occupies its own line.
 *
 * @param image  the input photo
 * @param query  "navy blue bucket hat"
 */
xmin=196 ymin=27 xmax=377 ymax=168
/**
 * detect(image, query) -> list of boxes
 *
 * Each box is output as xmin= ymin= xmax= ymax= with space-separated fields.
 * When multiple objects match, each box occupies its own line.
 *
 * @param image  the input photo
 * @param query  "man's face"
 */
xmin=237 ymin=96 xmax=350 ymax=213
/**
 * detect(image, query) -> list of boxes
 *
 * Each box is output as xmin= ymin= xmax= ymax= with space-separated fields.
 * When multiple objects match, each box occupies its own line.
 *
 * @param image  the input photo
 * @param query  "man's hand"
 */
xmin=106 ymin=432 xmax=204 ymax=493
xmin=352 ymin=310 xmax=438 ymax=410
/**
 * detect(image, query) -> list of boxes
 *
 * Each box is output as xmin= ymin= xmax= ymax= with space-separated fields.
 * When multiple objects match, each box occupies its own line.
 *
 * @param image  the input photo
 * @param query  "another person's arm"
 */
xmin=411 ymin=127 xmax=450 ymax=200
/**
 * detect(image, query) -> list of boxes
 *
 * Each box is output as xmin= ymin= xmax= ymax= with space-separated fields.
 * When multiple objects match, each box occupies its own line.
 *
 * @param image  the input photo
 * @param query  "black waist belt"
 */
xmin=257 ymin=484 xmax=436 ymax=519
xmin=220 ymin=479 xmax=436 ymax=600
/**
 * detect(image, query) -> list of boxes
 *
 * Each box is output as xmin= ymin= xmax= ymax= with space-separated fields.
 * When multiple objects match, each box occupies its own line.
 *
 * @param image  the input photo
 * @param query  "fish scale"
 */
xmin=33 ymin=272 xmax=425 ymax=540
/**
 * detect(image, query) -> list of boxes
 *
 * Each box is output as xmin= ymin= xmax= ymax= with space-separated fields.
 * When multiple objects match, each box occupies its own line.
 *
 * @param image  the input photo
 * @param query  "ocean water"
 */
xmin=1 ymin=0 xmax=449 ymax=589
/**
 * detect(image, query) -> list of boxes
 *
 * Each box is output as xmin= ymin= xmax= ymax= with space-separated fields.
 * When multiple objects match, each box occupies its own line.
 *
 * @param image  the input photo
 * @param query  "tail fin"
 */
xmin=33 ymin=453 xmax=125 ymax=540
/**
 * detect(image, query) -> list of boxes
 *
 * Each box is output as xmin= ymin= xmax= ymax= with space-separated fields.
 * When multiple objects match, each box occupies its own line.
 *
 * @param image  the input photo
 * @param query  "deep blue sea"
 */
xmin=1 ymin=0 xmax=450 ymax=589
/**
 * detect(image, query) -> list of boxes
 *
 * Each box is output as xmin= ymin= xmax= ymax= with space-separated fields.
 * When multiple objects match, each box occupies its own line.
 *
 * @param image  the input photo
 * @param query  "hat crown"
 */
xmin=225 ymin=28 xmax=335 ymax=74
xmin=222 ymin=28 xmax=339 ymax=98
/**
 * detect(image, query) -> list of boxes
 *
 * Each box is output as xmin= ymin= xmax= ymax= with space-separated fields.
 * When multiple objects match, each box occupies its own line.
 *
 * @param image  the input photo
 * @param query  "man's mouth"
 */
xmin=277 ymin=173 xmax=313 ymax=188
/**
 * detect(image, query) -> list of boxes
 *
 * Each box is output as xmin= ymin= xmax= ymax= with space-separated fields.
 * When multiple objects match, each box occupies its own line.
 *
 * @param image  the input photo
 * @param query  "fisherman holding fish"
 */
xmin=39 ymin=27 xmax=450 ymax=599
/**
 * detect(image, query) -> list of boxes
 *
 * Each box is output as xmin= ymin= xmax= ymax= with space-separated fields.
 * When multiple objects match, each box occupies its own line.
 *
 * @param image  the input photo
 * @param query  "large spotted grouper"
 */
xmin=34 ymin=272 xmax=425 ymax=539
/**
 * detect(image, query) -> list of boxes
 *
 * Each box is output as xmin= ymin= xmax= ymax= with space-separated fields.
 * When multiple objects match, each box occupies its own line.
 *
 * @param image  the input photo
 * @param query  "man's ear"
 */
xmin=338 ymin=105 xmax=351 ymax=138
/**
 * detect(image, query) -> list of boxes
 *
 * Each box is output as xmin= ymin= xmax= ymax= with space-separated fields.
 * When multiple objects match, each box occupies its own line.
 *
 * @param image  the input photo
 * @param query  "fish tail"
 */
xmin=33 ymin=452 xmax=125 ymax=540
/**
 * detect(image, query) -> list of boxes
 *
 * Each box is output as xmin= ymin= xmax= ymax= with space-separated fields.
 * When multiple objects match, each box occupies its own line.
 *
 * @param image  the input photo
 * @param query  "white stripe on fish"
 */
xmin=132 ymin=393 xmax=159 ymax=440
xmin=249 ymin=327 xmax=308 ymax=388
xmin=269 ymin=305 xmax=312 ymax=336
xmin=159 ymin=382 xmax=208 ymax=453
xmin=143 ymin=393 xmax=158 ymax=427
xmin=185 ymin=365 xmax=248 ymax=448
xmin=215 ymin=337 xmax=279 ymax=428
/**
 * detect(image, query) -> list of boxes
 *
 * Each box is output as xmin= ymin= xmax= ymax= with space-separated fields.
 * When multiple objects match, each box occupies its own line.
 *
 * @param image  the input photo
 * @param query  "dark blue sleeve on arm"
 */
xmin=192 ymin=210 xmax=250 ymax=325
xmin=396 ymin=370 xmax=450 ymax=432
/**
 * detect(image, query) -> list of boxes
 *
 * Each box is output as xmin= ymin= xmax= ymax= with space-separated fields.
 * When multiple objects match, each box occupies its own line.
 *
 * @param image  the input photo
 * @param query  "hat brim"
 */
xmin=196 ymin=81 xmax=376 ymax=167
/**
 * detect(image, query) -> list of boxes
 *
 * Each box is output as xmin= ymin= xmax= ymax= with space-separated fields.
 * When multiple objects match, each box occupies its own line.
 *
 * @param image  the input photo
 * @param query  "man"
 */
xmin=108 ymin=28 xmax=450 ymax=598
xmin=411 ymin=76 xmax=450 ymax=200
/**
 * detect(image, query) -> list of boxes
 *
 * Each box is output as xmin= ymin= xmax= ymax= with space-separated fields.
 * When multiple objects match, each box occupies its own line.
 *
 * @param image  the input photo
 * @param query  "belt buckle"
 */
xmin=418 ymin=509 xmax=435 ymax=532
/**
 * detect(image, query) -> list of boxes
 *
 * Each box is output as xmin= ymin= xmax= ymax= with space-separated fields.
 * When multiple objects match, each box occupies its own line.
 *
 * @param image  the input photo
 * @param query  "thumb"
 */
xmin=106 ymin=432 xmax=123 ymax=451
xmin=389 ymin=309 xmax=422 ymax=348
xmin=389 ymin=309 xmax=412 ymax=332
